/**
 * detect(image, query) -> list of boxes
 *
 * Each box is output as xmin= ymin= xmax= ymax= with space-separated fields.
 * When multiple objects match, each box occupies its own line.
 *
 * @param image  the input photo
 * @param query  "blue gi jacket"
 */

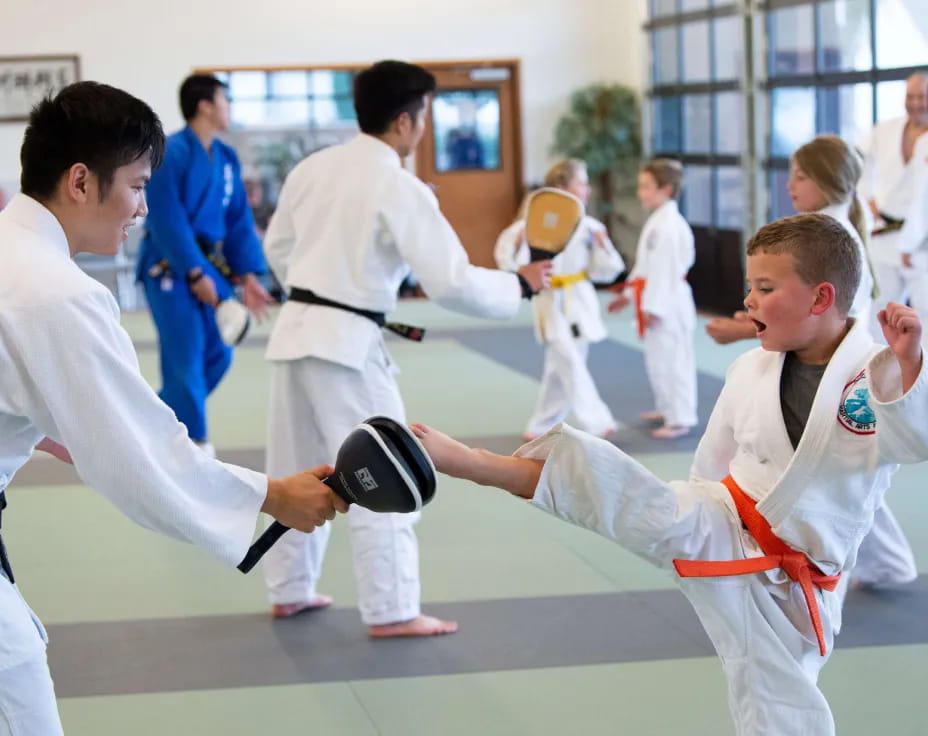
xmin=137 ymin=127 xmax=265 ymax=288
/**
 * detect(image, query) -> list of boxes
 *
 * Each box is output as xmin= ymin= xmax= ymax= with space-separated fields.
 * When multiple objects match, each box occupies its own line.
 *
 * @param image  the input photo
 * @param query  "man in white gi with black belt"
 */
xmin=261 ymin=60 xmax=551 ymax=636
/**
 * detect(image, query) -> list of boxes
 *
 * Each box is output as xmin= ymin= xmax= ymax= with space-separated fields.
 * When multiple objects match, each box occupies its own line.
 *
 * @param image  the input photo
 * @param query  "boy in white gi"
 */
xmin=260 ymin=61 xmax=551 ymax=636
xmin=609 ymin=158 xmax=697 ymax=438
xmin=410 ymin=213 xmax=928 ymax=735
xmin=494 ymin=159 xmax=625 ymax=441
xmin=707 ymin=136 xmax=916 ymax=590
xmin=0 ymin=82 xmax=347 ymax=734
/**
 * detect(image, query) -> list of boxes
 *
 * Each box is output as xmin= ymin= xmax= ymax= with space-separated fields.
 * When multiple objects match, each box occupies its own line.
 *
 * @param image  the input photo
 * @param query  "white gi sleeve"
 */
xmin=387 ymin=181 xmax=522 ymax=320
xmin=8 ymin=289 xmax=266 ymax=566
xmin=640 ymin=226 xmax=679 ymax=319
xmin=868 ymin=347 xmax=928 ymax=464
xmin=262 ymin=174 xmax=298 ymax=285
xmin=897 ymin=167 xmax=928 ymax=254
xmin=586 ymin=222 xmax=625 ymax=283
xmin=493 ymin=221 xmax=529 ymax=272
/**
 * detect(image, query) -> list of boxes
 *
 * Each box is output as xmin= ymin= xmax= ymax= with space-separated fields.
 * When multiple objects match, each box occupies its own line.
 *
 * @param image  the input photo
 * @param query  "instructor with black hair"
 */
xmin=0 ymin=82 xmax=346 ymax=733
xmin=262 ymin=60 xmax=551 ymax=636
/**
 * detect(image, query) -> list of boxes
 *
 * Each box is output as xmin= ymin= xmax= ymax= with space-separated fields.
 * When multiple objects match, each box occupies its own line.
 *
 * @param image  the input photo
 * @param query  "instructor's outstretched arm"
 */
xmin=410 ymin=423 xmax=543 ymax=499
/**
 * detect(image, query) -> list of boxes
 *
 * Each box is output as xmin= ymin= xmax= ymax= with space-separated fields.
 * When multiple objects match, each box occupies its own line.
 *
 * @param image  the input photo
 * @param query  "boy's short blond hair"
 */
xmin=746 ymin=213 xmax=861 ymax=317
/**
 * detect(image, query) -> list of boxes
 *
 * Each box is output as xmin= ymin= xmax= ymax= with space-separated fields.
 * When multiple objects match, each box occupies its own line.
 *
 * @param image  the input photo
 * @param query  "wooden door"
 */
xmin=416 ymin=60 xmax=523 ymax=268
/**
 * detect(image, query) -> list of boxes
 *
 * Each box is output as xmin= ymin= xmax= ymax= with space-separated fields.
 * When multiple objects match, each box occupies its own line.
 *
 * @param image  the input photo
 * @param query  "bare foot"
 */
xmin=271 ymin=594 xmax=334 ymax=618
xmin=521 ymin=432 xmax=539 ymax=442
xmin=410 ymin=422 xmax=474 ymax=478
xmin=638 ymin=410 xmax=663 ymax=423
xmin=598 ymin=425 xmax=617 ymax=439
xmin=368 ymin=614 xmax=458 ymax=638
xmin=651 ymin=425 xmax=691 ymax=439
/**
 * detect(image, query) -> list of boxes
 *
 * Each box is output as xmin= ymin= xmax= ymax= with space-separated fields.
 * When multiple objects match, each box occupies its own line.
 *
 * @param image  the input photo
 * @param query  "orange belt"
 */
xmin=611 ymin=277 xmax=647 ymax=338
xmin=672 ymin=475 xmax=841 ymax=657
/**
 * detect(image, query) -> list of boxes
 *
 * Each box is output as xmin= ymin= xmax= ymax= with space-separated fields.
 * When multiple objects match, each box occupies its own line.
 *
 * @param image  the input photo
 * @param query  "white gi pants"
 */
xmin=525 ymin=338 xmax=616 ymax=437
xmin=643 ymin=317 xmax=697 ymax=428
xmin=261 ymin=343 xmax=422 ymax=625
xmin=852 ymin=501 xmax=917 ymax=587
xmin=0 ymin=656 xmax=63 ymax=736
xmin=0 ymin=575 xmax=62 ymax=736
xmin=527 ymin=427 xmax=837 ymax=736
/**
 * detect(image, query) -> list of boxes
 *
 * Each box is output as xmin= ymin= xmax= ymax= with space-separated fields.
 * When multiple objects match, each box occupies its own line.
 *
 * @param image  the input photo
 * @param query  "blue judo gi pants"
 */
xmin=142 ymin=273 xmax=232 ymax=441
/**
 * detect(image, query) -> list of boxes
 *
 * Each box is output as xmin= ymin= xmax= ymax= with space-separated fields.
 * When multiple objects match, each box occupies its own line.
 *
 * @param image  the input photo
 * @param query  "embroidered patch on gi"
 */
xmin=837 ymin=370 xmax=876 ymax=434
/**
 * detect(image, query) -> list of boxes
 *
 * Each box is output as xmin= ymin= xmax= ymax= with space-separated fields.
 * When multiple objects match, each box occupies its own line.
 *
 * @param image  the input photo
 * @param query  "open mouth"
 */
xmin=751 ymin=318 xmax=767 ymax=335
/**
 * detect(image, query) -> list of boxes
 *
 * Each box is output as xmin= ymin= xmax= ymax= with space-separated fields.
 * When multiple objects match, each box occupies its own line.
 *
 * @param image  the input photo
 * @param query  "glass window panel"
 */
xmin=650 ymin=0 xmax=676 ymax=17
xmin=769 ymin=168 xmax=795 ymax=220
xmin=683 ymin=94 xmax=712 ymax=153
xmin=681 ymin=0 xmax=708 ymax=10
xmin=266 ymin=99 xmax=311 ymax=127
xmin=309 ymin=70 xmax=336 ymax=96
xmin=653 ymin=28 xmax=679 ymax=84
xmin=817 ymin=83 xmax=873 ymax=144
xmin=311 ymin=98 xmax=342 ymax=127
xmin=818 ymin=0 xmax=872 ymax=72
xmin=228 ymin=71 xmax=267 ymax=100
xmin=876 ymin=0 xmax=928 ymax=69
xmin=682 ymin=20 xmax=711 ymax=83
xmin=230 ymin=99 xmax=270 ymax=127
xmin=682 ymin=164 xmax=712 ymax=226
xmin=716 ymin=166 xmax=744 ymax=230
xmin=771 ymin=87 xmax=816 ymax=157
xmin=332 ymin=71 xmax=354 ymax=97
xmin=432 ymin=89 xmax=501 ymax=172
xmin=768 ymin=5 xmax=815 ymax=77
xmin=269 ymin=71 xmax=309 ymax=98
xmin=334 ymin=96 xmax=356 ymax=122
xmin=714 ymin=15 xmax=743 ymax=81
xmin=652 ymin=96 xmax=682 ymax=152
xmin=715 ymin=92 xmax=743 ymax=155
xmin=876 ymin=80 xmax=906 ymax=122
xmin=214 ymin=71 xmax=230 ymax=84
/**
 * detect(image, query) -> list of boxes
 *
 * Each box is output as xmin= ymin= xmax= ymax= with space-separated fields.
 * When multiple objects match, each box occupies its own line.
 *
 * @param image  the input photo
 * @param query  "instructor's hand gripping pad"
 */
xmin=237 ymin=416 xmax=436 ymax=573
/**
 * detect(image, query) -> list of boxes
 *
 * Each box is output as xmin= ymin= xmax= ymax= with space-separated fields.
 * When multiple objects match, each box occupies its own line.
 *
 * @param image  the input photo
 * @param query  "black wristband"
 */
xmin=517 ymin=273 xmax=535 ymax=300
xmin=187 ymin=270 xmax=205 ymax=285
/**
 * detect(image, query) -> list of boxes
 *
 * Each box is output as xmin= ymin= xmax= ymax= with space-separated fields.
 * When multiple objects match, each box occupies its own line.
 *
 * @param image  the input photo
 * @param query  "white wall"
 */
xmin=1 ymin=0 xmax=646 ymax=187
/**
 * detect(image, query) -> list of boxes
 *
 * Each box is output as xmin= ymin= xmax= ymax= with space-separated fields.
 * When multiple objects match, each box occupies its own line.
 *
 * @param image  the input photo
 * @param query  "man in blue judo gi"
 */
xmin=138 ymin=74 xmax=272 ymax=454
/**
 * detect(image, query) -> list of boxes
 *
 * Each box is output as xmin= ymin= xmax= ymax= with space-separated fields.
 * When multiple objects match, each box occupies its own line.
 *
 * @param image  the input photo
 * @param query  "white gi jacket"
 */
xmin=628 ymin=200 xmax=695 ymax=323
xmin=858 ymin=117 xmax=928 ymax=262
xmin=693 ymin=317 xmax=928 ymax=578
xmin=817 ymin=202 xmax=874 ymax=320
xmin=897 ymin=154 xmax=928 ymax=259
xmin=264 ymin=134 xmax=522 ymax=368
xmin=0 ymin=195 xmax=267 ymax=670
xmin=494 ymin=216 xmax=624 ymax=343
xmin=519 ymin=318 xmax=928 ymax=734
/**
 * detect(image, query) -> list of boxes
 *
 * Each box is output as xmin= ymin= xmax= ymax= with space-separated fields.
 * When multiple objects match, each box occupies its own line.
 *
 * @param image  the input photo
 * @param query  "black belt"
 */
xmin=288 ymin=288 xmax=425 ymax=342
xmin=196 ymin=236 xmax=233 ymax=279
xmin=145 ymin=236 xmax=233 ymax=280
xmin=872 ymin=212 xmax=905 ymax=237
xmin=0 ymin=491 xmax=13 ymax=583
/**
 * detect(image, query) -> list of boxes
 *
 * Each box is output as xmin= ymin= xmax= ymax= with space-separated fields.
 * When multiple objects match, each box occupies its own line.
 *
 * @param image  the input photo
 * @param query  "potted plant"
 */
xmin=552 ymin=83 xmax=642 ymax=241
